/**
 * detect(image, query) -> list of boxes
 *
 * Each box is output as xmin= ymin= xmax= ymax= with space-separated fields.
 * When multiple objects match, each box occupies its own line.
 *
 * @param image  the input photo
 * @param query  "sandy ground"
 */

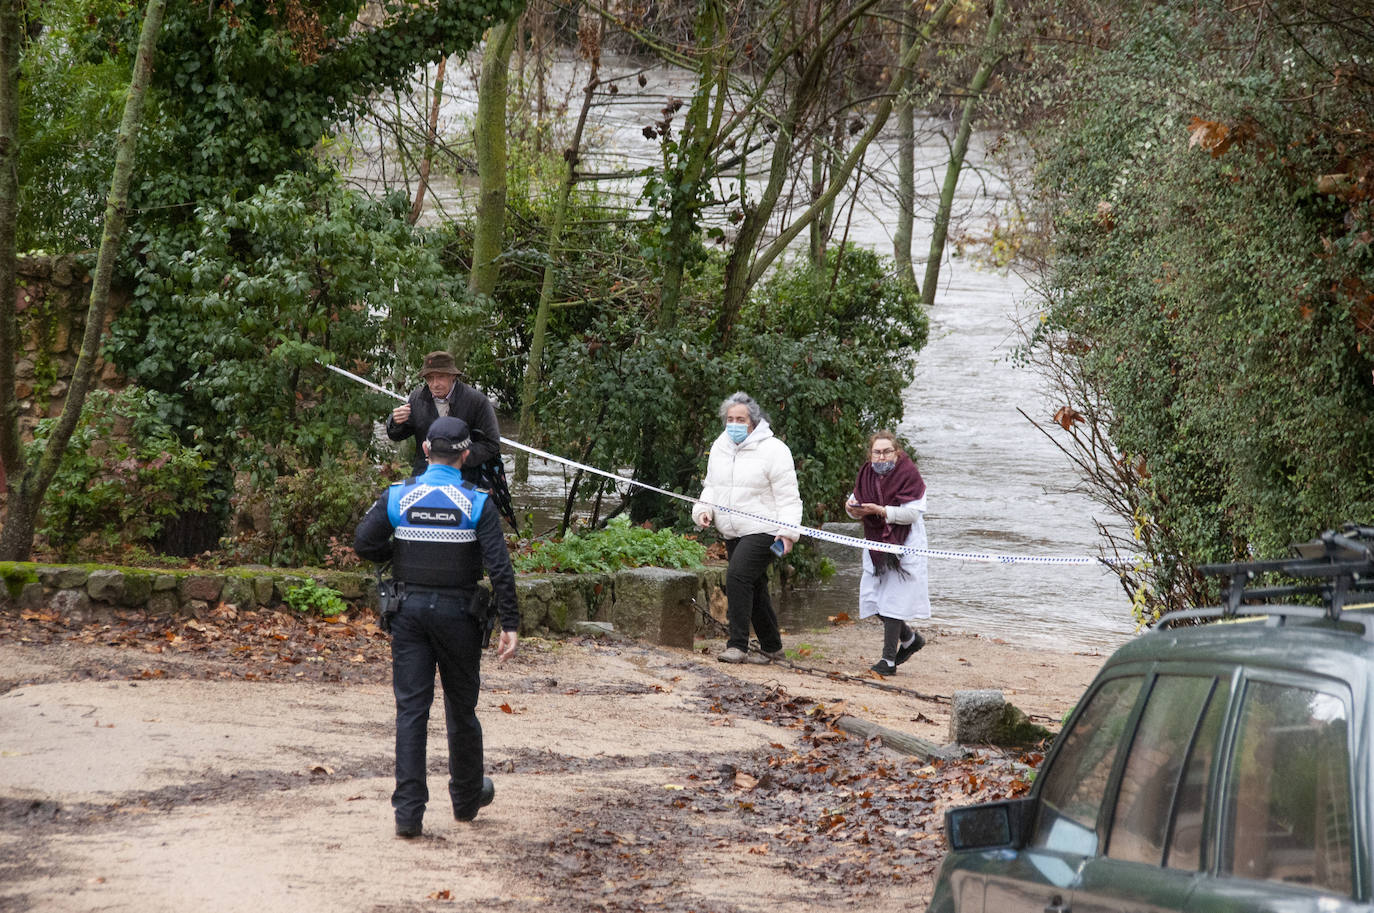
xmin=0 ymin=618 xmax=1112 ymax=913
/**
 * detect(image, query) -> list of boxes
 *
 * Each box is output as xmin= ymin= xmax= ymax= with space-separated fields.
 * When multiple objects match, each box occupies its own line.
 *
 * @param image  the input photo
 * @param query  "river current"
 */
xmin=361 ymin=57 xmax=1139 ymax=652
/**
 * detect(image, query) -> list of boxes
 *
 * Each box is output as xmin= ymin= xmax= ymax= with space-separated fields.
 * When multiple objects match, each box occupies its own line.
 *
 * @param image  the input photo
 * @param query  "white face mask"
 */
xmin=725 ymin=422 xmax=749 ymax=443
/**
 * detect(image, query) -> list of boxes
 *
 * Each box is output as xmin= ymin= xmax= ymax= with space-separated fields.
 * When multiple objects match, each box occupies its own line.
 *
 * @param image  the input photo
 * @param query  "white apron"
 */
xmin=856 ymin=499 xmax=930 ymax=621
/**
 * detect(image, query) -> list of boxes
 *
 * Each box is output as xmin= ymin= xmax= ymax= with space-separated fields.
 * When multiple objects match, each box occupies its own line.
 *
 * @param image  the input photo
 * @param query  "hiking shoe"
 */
xmin=894 ymin=631 xmax=926 ymax=667
xmin=718 ymin=647 xmax=748 ymax=663
xmin=745 ymin=649 xmax=785 ymax=665
xmin=396 ymin=820 xmax=423 ymax=839
xmin=870 ymin=659 xmax=896 ymax=676
xmin=456 ymin=777 xmax=495 ymax=822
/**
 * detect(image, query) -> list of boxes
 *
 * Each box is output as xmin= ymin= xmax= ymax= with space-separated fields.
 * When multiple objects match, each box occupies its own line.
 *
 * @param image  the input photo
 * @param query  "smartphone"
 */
xmin=770 ymin=538 xmax=786 ymax=557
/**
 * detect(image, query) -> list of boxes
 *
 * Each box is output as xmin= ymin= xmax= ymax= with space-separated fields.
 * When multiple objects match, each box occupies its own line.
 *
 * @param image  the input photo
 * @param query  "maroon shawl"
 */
xmin=853 ymin=454 xmax=926 ymax=572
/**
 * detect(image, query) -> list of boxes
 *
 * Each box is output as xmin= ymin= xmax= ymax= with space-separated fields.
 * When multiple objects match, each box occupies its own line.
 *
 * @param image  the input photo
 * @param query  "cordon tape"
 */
xmin=325 ymin=362 xmax=1126 ymax=569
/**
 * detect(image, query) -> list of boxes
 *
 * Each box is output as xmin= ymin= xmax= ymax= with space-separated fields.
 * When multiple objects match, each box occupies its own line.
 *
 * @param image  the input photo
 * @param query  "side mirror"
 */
xmin=944 ymin=797 xmax=1036 ymax=851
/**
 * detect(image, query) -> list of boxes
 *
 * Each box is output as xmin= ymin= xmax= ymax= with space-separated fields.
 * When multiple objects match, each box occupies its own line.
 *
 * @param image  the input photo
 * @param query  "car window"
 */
xmin=1034 ymin=676 xmax=1144 ymax=855
xmin=1221 ymin=680 xmax=1353 ymax=896
xmin=1164 ymin=679 xmax=1228 ymax=871
xmin=1106 ymin=675 xmax=1225 ymax=867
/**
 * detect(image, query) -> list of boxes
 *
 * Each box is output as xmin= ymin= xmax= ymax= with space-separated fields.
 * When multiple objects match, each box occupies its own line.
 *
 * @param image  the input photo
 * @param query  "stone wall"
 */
xmin=0 ymin=562 xmax=732 ymax=646
xmin=12 ymin=254 xmax=129 ymax=440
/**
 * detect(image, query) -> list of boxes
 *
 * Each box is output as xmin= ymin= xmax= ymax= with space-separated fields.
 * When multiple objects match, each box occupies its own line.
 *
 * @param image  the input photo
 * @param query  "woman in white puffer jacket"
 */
xmin=693 ymin=392 xmax=803 ymax=665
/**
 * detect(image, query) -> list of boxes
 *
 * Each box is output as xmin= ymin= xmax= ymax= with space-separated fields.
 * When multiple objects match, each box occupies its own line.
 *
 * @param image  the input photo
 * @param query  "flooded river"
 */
xmin=363 ymin=57 xmax=1138 ymax=653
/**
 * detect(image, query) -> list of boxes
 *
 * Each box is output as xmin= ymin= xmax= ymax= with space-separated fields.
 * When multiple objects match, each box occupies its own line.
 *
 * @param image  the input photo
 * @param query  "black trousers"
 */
xmin=389 ymin=588 xmax=486 ymax=827
xmin=724 ymin=533 xmax=783 ymax=653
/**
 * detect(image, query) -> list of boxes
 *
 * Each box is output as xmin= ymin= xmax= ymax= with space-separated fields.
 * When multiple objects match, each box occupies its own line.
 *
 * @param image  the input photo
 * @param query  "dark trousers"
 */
xmin=880 ymin=615 xmax=914 ymax=662
xmin=724 ymin=533 xmax=783 ymax=653
xmin=390 ymin=589 xmax=486 ymax=827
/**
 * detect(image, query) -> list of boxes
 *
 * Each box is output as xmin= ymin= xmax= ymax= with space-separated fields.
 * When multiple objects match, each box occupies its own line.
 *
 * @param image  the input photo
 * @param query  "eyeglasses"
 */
xmin=870 ymin=447 xmax=896 ymax=457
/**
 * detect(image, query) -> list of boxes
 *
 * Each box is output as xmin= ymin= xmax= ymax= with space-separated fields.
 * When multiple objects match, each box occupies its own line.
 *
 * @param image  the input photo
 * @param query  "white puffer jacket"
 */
xmin=692 ymin=420 xmax=803 ymax=540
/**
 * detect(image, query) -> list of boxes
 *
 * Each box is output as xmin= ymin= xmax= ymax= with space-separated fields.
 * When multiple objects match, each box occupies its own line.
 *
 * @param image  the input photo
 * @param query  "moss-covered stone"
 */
xmin=221 ymin=576 xmax=254 ymax=608
xmin=0 ymin=562 xmax=39 ymax=601
xmin=86 ymin=568 xmax=126 ymax=603
xmin=118 ymin=571 xmax=154 ymax=607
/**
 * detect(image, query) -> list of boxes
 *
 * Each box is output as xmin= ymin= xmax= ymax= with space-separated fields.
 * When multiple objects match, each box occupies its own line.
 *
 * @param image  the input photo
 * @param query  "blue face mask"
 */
xmin=725 ymin=422 xmax=749 ymax=444
xmin=872 ymin=460 xmax=896 ymax=475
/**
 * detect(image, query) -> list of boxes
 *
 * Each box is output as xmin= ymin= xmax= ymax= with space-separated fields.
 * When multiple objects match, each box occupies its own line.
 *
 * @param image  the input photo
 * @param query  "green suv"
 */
xmin=928 ymin=527 xmax=1374 ymax=913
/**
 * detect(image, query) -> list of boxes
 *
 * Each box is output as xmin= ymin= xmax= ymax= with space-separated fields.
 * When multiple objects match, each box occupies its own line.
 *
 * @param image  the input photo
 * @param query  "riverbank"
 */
xmin=0 ymin=615 xmax=1116 ymax=913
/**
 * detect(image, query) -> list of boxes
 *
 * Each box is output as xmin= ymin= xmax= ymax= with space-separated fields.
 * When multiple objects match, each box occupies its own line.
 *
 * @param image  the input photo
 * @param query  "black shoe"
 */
xmin=396 ymin=820 xmax=423 ymax=839
xmin=894 ymin=631 xmax=925 ymax=667
xmin=456 ymin=777 xmax=495 ymax=822
xmin=870 ymin=659 xmax=896 ymax=676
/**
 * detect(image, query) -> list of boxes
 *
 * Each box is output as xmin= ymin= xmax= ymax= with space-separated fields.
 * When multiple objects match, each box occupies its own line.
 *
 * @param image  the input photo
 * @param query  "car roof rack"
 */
xmin=1158 ymin=525 xmax=1374 ymax=635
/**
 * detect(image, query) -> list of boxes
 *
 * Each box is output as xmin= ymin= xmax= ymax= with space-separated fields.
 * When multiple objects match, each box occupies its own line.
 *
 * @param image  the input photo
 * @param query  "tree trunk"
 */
xmin=514 ymin=37 xmax=601 ymax=482
xmin=892 ymin=5 xmax=918 ymax=288
xmin=716 ymin=0 xmax=958 ymax=346
xmin=654 ymin=4 xmax=728 ymax=334
xmin=922 ymin=0 xmax=1007 ymax=307
xmin=464 ymin=15 xmax=518 ymax=341
xmin=0 ymin=0 xmax=166 ymax=561
xmin=0 ymin=0 xmax=23 ymax=511
xmin=408 ymin=55 xmax=447 ymax=226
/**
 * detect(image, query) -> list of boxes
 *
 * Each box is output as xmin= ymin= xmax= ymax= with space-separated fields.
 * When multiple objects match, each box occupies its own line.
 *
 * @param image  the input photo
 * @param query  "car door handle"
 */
xmin=1044 ymin=896 xmax=1070 ymax=913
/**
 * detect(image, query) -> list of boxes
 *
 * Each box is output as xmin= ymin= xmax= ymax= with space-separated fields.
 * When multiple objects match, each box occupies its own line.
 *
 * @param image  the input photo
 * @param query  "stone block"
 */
xmin=221 ymin=576 xmax=254 ymax=608
xmin=49 ymin=587 xmax=93 ymax=622
xmin=515 ymin=576 xmax=554 ymax=629
xmin=153 ymin=574 xmax=178 ymax=592
xmin=146 ymin=592 xmax=180 ymax=616
xmin=610 ymin=567 xmax=698 ymax=649
xmin=118 ymin=572 xmax=154 ymax=607
xmin=180 ymin=574 xmax=225 ymax=604
xmin=86 ymin=569 xmax=125 ymax=603
xmin=252 ymin=576 xmax=274 ymax=606
xmin=18 ymin=580 xmax=44 ymax=610
xmin=39 ymin=566 xmax=89 ymax=589
xmin=949 ymin=689 xmax=1052 ymax=747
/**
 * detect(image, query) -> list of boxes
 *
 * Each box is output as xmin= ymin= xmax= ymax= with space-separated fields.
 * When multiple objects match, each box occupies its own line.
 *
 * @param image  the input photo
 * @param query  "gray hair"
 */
xmin=718 ymin=391 xmax=764 ymax=426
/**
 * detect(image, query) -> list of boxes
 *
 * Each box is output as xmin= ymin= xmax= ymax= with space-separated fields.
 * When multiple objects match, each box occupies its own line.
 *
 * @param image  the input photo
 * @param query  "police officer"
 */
xmin=386 ymin=350 xmax=501 ymax=485
xmin=354 ymin=416 xmax=519 ymax=838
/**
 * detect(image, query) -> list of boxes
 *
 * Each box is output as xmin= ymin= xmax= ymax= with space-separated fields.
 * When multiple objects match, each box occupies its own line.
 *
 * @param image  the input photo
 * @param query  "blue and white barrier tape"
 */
xmin=322 ymin=363 xmax=1116 ymax=568
xmin=500 ymin=436 xmax=1113 ymax=568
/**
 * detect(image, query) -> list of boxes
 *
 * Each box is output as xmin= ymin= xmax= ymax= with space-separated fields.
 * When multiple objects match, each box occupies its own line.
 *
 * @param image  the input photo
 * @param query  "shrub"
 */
xmin=224 ymin=441 xmax=403 ymax=568
xmin=514 ymin=516 xmax=707 ymax=574
xmin=283 ymin=581 xmax=348 ymax=618
xmin=32 ymin=387 xmax=216 ymax=560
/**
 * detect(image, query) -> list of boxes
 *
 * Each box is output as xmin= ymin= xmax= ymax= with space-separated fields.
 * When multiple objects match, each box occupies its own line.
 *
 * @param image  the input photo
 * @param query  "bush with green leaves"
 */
xmin=283 ymin=581 xmax=348 ymax=618
xmin=225 ymin=440 xmax=403 ymax=569
xmin=514 ymin=516 xmax=707 ymax=575
xmin=535 ymin=244 xmax=927 ymax=539
xmin=1019 ymin=0 xmax=1374 ymax=617
xmin=30 ymin=387 xmax=216 ymax=560
xmin=107 ymin=171 xmax=468 ymax=476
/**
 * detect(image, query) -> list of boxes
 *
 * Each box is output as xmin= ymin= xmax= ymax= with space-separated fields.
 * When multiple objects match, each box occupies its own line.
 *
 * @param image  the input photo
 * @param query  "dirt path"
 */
xmin=0 ymin=617 xmax=1111 ymax=913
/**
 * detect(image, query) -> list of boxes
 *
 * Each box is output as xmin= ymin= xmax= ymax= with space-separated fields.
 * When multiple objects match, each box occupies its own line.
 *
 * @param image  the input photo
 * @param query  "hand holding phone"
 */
xmin=770 ymin=537 xmax=786 ymax=557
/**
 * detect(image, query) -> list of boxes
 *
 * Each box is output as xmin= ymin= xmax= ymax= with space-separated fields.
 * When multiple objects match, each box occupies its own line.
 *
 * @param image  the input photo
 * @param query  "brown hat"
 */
xmin=420 ymin=351 xmax=460 ymax=377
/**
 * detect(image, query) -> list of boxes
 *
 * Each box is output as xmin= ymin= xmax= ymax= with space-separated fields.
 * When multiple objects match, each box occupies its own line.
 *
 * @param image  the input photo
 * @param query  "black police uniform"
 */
xmin=354 ymin=420 xmax=518 ymax=833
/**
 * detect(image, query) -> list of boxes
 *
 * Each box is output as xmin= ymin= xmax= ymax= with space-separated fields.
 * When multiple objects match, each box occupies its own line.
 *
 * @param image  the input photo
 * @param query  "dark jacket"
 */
xmin=354 ymin=463 xmax=519 ymax=632
xmin=385 ymin=382 xmax=501 ymax=483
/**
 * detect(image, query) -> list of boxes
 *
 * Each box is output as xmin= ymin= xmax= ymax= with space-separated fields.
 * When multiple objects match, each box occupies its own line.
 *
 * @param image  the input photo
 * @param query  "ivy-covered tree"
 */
xmin=1018 ymin=0 xmax=1374 ymax=619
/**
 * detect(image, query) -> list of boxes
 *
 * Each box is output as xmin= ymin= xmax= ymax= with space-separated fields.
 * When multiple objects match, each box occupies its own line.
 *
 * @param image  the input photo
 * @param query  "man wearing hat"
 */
xmin=354 ymin=416 xmax=519 ymax=838
xmin=386 ymin=350 xmax=501 ymax=485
